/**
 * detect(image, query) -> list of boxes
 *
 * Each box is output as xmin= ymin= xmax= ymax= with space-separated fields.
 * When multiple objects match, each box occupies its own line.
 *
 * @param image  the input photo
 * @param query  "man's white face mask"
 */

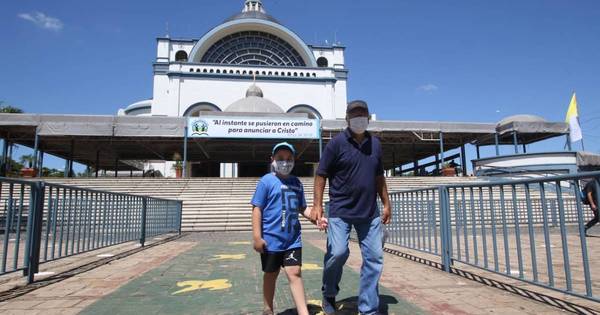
xmin=349 ymin=117 xmax=369 ymax=134
xmin=272 ymin=160 xmax=294 ymax=175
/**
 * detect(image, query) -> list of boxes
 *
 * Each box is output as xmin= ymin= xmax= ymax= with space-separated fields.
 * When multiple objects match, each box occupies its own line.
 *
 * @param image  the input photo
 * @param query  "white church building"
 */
xmin=118 ymin=0 xmax=348 ymax=177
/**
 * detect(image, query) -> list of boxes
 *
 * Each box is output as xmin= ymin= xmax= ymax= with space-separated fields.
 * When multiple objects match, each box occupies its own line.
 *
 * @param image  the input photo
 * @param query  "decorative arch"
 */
xmin=184 ymin=102 xmax=222 ymax=116
xmin=201 ymin=31 xmax=305 ymax=66
xmin=188 ymin=19 xmax=317 ymax=67
xmin=175 ymin=50 xmax=188 ymax=62
xmin=287 ymin=104 xmax=322 ymax=119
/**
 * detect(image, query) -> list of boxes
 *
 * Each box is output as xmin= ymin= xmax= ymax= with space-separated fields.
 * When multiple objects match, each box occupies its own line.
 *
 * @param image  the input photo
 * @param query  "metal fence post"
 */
xmin=438 ymin=186 xmax=452 ymax=272
xmin=140 ymin=198 xmax=147 ymax=246
xmin=178 ymin=201 xmax=183 ymax=235
xmin=25 ymin=181 xmax=45 ymax=284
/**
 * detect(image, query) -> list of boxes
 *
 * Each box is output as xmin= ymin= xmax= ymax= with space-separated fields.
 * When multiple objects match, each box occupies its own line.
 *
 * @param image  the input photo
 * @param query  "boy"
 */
xmin=251 ymin=142 xmax=326 ymax=315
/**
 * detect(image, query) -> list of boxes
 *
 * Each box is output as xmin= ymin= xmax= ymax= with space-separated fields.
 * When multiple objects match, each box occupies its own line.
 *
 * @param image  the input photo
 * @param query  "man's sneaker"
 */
xmin=321 ymin=296 xmax=336 ymax=315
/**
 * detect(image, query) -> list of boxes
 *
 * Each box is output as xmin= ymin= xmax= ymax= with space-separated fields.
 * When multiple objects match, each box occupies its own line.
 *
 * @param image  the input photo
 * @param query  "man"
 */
xmin=584 ymin=178 xmax=599 ymax=236
xmin=310 ymin=100 xmax=392 ymax=315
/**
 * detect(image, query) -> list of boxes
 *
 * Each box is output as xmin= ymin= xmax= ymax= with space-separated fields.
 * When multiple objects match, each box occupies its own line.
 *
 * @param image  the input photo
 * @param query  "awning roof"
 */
xmin=0 ymin=113 xmax=569 ymax=170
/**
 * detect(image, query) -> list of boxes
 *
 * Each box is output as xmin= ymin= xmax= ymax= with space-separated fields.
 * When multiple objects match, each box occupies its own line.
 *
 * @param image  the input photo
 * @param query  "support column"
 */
xmin=494 ymin=132 xmax=500 ymax=156
xmin=391 ymin=149 xmax=396 ymax=176
xmin=318 ymin=119 xmax=323 ymax=160
xmin=412 ymin=142 xmax=418 ymax=176
xmin=114 ymin=158 xmax=119 ymax=178
xmin=439 ymin=132 xmax=445 ymax=174
xmin=183 ymin=126 xmax=189 ymax=178
xmin=513 ymin=131 xmax=519 ymax=154
xmin=522 ymin=144 xmax=527 ymax=153
xmin=64 ymin=159 xmax=70 ymax=178
xmin=66 ymin=139 xmax=74 ymax=178
xmin=460 ymin=144 xmax=467 ymax=177
xmin=476 ymin=145 xmax=481 ymax=159
xmin=32 ymin=128 xmax=39 ymax=177
xmin=566 ymin=134 xmax=572 ymax=151
xmin=7 ymin=143 xmax=13 ymax=175
xmin=1 ymin=139 xmax=8 ymax=177
xmin=37 ymin=151 xmax=44 ymax=177
xmin=95 ymin=150 xmax=100 ymax=178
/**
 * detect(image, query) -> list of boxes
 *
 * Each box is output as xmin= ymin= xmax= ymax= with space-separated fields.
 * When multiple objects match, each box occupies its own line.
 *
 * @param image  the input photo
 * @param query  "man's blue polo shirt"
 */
xmin=316 ymin=128 xmax=384 ymax=220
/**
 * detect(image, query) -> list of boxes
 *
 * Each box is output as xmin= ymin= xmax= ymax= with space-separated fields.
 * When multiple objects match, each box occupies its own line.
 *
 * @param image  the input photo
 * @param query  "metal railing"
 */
xmin=0 ymin=178 xmax=182 ymax=283
xmin=383 ymin=171 xmax=600 ymax=302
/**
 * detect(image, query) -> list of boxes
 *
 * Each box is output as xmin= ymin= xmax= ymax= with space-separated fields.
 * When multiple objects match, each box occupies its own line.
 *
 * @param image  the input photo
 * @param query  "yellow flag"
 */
xmin=565 ymin=93 xmax=582 ymax=142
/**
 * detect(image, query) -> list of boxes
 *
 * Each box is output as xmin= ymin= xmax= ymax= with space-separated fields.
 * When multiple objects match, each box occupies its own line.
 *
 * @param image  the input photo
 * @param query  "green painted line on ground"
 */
xmin=81 ymin=238 xmax=426 ymax=315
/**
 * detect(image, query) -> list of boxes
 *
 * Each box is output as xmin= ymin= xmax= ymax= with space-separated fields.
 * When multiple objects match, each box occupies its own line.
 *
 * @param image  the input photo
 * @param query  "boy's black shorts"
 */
xmin=260 ymin=247 xmax=302 ymax=273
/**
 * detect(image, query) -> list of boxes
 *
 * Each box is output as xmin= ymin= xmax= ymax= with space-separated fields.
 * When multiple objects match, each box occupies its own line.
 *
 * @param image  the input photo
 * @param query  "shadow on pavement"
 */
xmin=277 ymin=294 xmax=399 ymax=315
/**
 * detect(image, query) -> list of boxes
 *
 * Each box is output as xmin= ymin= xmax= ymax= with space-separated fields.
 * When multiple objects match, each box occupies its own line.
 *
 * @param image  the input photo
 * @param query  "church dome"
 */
xmin=246 ymin=84 xmax=263 ymax=98
xmin=225 ymin=84 xmax=283 ymax=113
xmin=225 ymin=0 xmax=280 ymax=24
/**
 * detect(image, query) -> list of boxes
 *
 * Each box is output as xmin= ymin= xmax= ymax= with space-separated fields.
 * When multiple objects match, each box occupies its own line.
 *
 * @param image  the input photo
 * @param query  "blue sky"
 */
xmin=1 ymin=0 xmax=599 ymax=171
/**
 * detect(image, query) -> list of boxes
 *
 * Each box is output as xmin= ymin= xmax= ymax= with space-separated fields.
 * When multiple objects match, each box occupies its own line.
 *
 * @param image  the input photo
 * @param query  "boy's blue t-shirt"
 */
xmin=251 ymin=173 xmax=306 ymax=252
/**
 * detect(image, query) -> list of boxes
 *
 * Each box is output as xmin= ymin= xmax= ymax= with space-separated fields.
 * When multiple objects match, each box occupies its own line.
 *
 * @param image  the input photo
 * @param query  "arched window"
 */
xmin=200 ymin=31 xmax=306 ymax=66
xmin=184 ymin=102 xmax=222 ymax=117
xmin=287 ymin=104 xmax=322 ymax=119
xmin=175 ymin=50 xmax=188 ymax=62
xmin=317 ymin=57 xmax=328 ymax=67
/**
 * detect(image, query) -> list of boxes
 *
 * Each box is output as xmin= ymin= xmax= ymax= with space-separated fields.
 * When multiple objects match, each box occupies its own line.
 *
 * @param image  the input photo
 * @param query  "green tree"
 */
xmin=19 ymin=154 xmax=35 ymax=168
xmin=0 ymin=101 xmax=24 ymax=113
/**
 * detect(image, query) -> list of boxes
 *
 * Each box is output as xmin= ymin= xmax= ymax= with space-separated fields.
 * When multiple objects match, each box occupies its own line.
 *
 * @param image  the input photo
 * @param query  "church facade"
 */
xmin=118 ymin=0 xmax=348 ymax=177
xmin=119 ymin=0 xmax=348 ymax=121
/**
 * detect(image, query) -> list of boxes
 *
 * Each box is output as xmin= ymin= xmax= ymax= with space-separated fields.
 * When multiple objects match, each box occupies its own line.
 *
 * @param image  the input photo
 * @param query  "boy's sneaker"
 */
xmin=322 ymin=296 xmax=336 ymax=315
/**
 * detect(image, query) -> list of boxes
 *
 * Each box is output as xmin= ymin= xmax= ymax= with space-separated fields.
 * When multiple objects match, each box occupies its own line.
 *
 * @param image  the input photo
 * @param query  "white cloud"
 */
xmin=18 ymin=12 xmax=63 ymax=31
xmin=417 ymin=84 xmax=439 ymax=92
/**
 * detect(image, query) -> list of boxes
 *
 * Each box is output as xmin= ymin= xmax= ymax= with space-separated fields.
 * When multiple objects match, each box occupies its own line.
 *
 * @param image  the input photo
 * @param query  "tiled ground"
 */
xmin=0 ymin=232 xmax=597 ymax=314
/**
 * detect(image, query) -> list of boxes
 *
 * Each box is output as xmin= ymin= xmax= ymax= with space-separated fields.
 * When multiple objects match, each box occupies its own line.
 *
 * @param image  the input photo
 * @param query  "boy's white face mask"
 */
xmin=272 ymin=160 xmax=294 ymax=175
xmin=349 ymin=117 xmax=369 ymax=134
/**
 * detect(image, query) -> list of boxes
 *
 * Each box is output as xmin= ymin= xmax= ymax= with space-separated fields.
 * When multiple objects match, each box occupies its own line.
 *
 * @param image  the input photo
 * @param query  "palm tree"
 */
xmin=19 ymin=154 xmax=35 ymax=168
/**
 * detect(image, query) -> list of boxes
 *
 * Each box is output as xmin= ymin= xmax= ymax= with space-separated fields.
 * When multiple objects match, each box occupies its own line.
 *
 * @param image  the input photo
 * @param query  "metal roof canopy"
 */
xmin=0 ymin=114 xmax=569 ymax=170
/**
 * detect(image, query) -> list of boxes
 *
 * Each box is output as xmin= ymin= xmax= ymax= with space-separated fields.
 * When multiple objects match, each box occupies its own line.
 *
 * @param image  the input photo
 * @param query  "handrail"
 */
xmin=0 ymin=177 xmax=183 ymax=284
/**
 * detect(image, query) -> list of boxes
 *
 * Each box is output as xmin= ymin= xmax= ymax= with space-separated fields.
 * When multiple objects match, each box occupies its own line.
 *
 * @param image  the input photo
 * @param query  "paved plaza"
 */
xmin=0 ymin=231 xmax=597 ymax=314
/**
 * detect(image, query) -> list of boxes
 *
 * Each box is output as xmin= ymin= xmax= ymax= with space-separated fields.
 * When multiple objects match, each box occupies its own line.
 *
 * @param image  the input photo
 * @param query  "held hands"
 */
xmin=253 ymin=238 xmax=267 ymax=253
xmin=305 ymin=206 xmax=328 ymax=231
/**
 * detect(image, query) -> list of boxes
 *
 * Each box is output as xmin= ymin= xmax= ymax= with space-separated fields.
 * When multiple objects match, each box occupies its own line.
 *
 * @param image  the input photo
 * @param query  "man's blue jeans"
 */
xmin=322 ymin=216 xmax=383 ymax=315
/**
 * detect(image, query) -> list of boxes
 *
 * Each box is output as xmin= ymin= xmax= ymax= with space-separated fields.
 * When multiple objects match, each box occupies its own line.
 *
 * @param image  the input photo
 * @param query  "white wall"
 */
xmin=311 ymin=46 xmax=345 ymax=68
xmin=151 ymin=75 xmax=347 ymax=119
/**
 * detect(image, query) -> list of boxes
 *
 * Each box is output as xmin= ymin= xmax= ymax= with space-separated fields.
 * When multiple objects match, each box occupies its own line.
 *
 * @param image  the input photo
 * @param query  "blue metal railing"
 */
xmin=0 ymin=178 xmax=182 ymax=283
xmin=349 ymin=171 xmax=599 ymax=302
